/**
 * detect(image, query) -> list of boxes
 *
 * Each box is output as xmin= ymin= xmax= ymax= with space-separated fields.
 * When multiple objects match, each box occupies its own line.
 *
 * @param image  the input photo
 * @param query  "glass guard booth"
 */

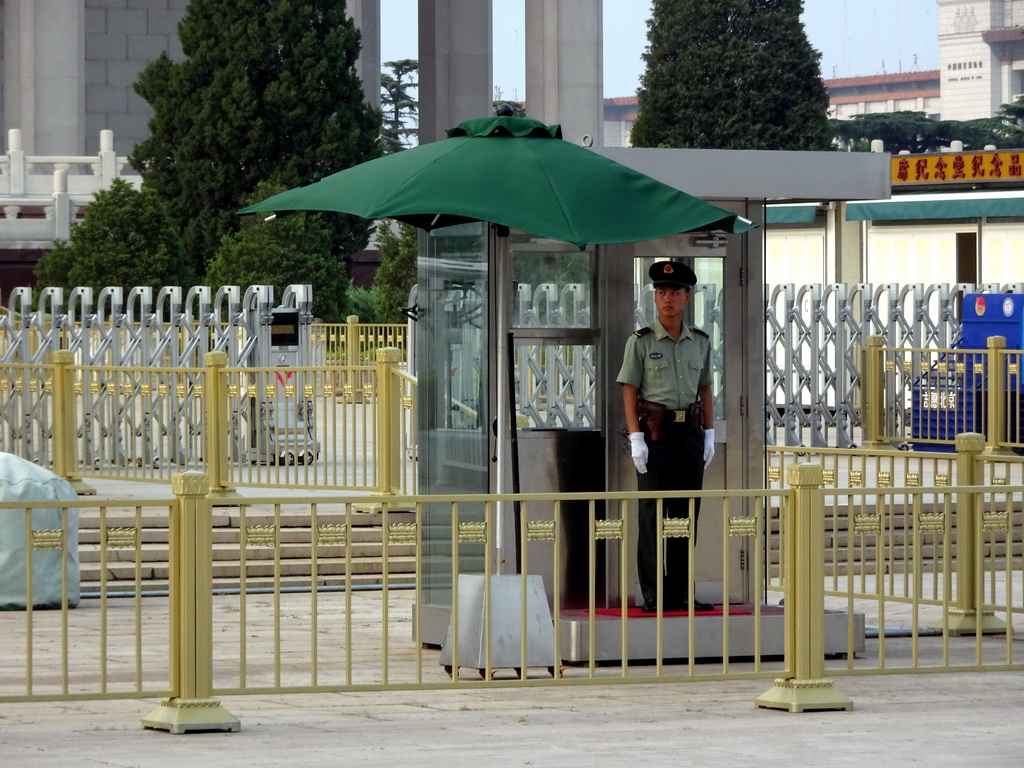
xmin=415 ymin=222 xmax=740 ymax=645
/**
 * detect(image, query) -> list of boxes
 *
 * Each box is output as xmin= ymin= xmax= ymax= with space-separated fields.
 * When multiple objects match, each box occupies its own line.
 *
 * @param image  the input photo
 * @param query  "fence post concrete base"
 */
xmin=142 ymin=472 xmax=239 ymax=734
xmin=755 ymin=677 xmax=853 ymax=714
xmin=141 ymin=697 xmax=241 ymax=735
xmin=940 ymin=607 xmax=1008 ymax=636
xmin=356 ymin=347 xmax=414 ymax=514
xmin=756 ymin=463 xmax=852 ymax=713
xmin=202 ymin=352 xmax=243 ymax=504
xmin=933 ymin=432 xmax=1009 ymax=636
xmin=50 ymin=351 xmax=95 ymax=495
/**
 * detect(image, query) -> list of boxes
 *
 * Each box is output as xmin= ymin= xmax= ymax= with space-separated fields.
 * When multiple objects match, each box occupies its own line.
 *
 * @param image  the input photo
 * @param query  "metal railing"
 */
xmin=310 ymin=318 xmax=409 ymax=368
xmin=0 ymin=349 xmax=416 ymax=496
xmin=2 ymin=454 xmax=1021 ymax=725
xmin=7 ymin=279 xmax=1022 ymax=459
xmin=765 ymin=282 xmax=1024 ymax=449
xmin=861 ymin=334 xmax=1024 ymax=454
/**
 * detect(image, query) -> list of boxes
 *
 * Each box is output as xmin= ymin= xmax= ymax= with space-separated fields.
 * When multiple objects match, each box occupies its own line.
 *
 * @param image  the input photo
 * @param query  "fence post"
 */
xmin=203 ymin=351 xmax=241 ymax=502
xmin=860 ymin=335 xmax=887 ymax=447
xmin=142 ymin=472 xmax=240 ymax=734
xmin=756 ymin=463 xmax=852 ymax=713
xmin=935 ymin=432 xmax=1007 ymax=635
xmin=983 ymin=336 xmax=1011 ymax=455
xmin=374 ymin=346 xmax=404 ymax=496
xmin=49 ymin=350 xmax=94 ymax=494
xmin=345 ymin=314 xmax=363 ymax=404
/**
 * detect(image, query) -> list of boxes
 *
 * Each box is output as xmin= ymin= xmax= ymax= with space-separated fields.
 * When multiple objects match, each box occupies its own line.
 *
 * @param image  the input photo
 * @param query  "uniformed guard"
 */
xmin=616 ymin=260 xmax=716 ymax=613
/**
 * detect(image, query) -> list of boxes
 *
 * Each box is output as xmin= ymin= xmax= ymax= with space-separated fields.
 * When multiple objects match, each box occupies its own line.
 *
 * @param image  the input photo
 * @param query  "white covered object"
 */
xmin=0 ymin=453 xmax=80 ymax=609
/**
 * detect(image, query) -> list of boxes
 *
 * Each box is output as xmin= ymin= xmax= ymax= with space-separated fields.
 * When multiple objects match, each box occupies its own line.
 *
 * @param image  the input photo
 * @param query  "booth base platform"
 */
xmin=417 ymin=602 xmax=865 ymax=664
xmin=557 ymin=605 xmax=864 ymax=663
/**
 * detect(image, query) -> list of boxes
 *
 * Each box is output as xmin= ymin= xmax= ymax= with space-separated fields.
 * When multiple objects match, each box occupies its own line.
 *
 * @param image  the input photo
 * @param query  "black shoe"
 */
xmin=642 ymin=601 xmax=687 ymax=613
xmin=693 ymin=599 xmax=715 ymax=612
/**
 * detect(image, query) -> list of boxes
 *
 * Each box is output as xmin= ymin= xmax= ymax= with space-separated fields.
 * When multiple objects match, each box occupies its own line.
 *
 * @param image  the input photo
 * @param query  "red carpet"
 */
xmin=591 ymin=606 xmax=750 ymax=618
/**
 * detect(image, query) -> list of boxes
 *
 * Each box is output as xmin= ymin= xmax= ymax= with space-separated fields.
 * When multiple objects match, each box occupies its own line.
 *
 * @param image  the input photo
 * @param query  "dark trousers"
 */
xmin=636 ymin=421 xmax=705 ymax=607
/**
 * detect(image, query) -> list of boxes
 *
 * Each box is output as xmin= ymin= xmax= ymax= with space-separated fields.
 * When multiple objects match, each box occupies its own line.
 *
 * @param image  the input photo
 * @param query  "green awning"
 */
xmin=847 ymin=194 xmax=1024 ymax=221
xmin=766 ymin=204 xmax=819 ymax=224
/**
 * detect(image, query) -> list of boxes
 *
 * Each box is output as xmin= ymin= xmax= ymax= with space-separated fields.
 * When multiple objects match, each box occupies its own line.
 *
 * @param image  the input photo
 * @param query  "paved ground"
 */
xmin=2 ymin=672 xmax=1024 ymax=767
xmin=3 ymin=478 xmax=1023 ymax=766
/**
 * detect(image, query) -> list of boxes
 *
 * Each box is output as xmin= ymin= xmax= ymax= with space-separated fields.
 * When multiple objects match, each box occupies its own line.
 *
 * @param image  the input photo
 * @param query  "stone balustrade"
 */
xmin=0 ymin=129 xmax=141 ymax=245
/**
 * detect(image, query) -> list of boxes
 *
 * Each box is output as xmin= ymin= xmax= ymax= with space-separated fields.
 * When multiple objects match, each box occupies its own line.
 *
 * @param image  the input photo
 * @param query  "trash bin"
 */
xmin=0 ymin=453 xmax=80 ymax=609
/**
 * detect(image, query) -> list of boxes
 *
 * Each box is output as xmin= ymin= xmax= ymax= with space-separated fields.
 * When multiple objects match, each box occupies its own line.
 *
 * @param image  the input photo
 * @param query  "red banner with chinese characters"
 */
xmin=891 ymin=150 xmax=1023 ymax=186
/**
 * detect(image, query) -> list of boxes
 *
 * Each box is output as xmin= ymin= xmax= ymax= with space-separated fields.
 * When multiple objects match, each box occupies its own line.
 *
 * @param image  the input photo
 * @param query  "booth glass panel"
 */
xmin=417 ymin=223 xmax=489 ymax=607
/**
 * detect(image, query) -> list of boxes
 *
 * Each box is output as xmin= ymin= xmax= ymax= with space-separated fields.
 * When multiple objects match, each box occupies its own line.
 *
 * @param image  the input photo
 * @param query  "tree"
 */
xmin=493 ymin=93 xmax=526 ymax=117
xmin=130 ymin=0 xmax=381 ymax=278
xmin=631 ymin=0 xmax=831 ymax=151
xmin=831 ymin=111 xmax=1007 ymax=153
xmin=347 ymin=284 xmax=379 ymax=323
xmin=992 ymin=98 xmax=1024 ymax=145
xmin=208 ymin=184 xmax=351 ymax=322
xmin=34 ymin=179 xmax=191 ymax=295
xmin=380 ymin=59 xmax=419 ymax=154
xmin=372 ymin=220 xmax=418 ymax=322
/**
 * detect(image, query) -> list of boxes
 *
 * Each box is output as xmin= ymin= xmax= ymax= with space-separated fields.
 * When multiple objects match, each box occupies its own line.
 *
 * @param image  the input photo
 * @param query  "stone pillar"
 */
xmin=524 ymin=0 xmax=603 ymax=147
xmin=828 ymin=202 xmax=864 ymax=286
xmin=350 ymin=0 xmax=381 ymax=111
xmin=418 ymin=0 xmax=493 ymax=144
xmin=2 ymin=0 xmax=85 ymax=154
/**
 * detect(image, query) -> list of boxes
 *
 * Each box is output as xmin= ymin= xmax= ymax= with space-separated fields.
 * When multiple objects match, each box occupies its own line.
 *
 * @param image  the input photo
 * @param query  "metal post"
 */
xmin=203 ymin=351 xmax=241 ymax=502
xmin=983 ymin=336 xmax=1011 ymax=455
xmin=345 ymin=314 xmax=363 ymax=404
xmin=374 ymin=346 xmax=404 ymax=496
xmin=142 ymin=472 xmax=239 ymax=734
xmin=860 ymin=335 xmax=887 ymax=447
xmin=935 ymin=432 xmax=1007 ymax=635
xmin=49 ymin=350 xmax=93 ymax=494
xmin=756 ymin=463 xmax=852 ymax=712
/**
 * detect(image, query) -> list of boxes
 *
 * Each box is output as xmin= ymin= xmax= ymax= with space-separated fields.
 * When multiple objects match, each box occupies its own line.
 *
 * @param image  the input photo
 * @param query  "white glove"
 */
xmin=629 ymin=432 xmax=648 ymax=474
xmin=703 ymin=428 xmax=715 ymax=469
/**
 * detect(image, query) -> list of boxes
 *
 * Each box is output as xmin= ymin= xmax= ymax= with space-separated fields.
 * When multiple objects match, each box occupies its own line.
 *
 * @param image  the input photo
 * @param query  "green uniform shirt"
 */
xmin=616 ymin=318 xmax=712 ymax=409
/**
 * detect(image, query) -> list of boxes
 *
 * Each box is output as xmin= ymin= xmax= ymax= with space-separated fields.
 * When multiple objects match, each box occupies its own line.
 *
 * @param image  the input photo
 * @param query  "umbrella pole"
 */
xmin=493 ymin=227 xmax=513 ymax=576
xmin=506 ymin=331 xmax=523 ymax=573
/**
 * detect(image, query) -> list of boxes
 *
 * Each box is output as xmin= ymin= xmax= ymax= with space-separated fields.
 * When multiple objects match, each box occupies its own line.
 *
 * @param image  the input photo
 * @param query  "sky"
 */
xmin=379 ymin=0 xmax=941 ymax=100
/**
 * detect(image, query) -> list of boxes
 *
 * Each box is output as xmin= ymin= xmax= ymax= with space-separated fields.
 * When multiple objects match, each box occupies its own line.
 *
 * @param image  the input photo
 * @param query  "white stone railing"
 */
xmin=0 ymin=129 xmax=142 ymax=244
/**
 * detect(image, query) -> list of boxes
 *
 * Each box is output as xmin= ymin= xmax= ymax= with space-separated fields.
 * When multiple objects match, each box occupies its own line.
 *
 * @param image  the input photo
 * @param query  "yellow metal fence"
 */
xmin=0 ymin=348 xmax=416 ymax=495
xmin=862 ymin=334 xmax=1024 ymax=453
xmin=309 ymin=320 xmax=408 ymax=368
xmin=2 ymin=458 xmax=1021 ymax=726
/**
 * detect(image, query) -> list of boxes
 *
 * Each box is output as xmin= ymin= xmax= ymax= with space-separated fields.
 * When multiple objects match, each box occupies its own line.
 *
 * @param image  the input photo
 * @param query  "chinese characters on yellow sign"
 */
xmin=892 ymin=151 xmax=1022 ymax=185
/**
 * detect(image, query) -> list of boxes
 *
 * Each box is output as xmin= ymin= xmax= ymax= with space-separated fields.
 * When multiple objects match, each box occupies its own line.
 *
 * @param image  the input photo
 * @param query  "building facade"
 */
xmin=825 ymin=71 xmax=942 ymax=120
xmin=940 ymin=0 xmax=1024 ymax=120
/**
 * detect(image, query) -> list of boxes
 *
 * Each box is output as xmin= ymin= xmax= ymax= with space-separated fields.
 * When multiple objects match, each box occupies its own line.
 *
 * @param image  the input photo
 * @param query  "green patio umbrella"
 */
xmin=239 ymin=116 xmax=754 ymax=247
xmin=242 ymin=115 xmax=754 ymax=574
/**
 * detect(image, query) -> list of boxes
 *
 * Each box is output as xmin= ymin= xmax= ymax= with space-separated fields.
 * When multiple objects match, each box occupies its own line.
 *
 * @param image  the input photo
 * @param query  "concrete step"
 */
xmin=79 ymin=554 xmax=417 ymax=584
xmin=77 ymin=539 xmax=414 ymax=563
xmin=80 ymin=572 xmax=416 ymax=595
xmin=76 ymin=505 xmax=418 ymax=592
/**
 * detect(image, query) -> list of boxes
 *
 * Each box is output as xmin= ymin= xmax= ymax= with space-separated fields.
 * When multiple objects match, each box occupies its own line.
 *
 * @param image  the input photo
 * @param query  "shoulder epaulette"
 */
xmin=634 ymin=327 xmax=652 ymax=338
xmin=693 ymin=327 xmax=709 ymax=338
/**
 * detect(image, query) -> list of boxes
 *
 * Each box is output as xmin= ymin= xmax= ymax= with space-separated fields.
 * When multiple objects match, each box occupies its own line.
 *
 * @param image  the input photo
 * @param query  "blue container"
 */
xmin=961 ymin=294 xmax=1024 ymax=350
xmin=911 ymin=294 xmax=1024 ymax=451
xmin=910 ymin=361 xmax=984 ymax=448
